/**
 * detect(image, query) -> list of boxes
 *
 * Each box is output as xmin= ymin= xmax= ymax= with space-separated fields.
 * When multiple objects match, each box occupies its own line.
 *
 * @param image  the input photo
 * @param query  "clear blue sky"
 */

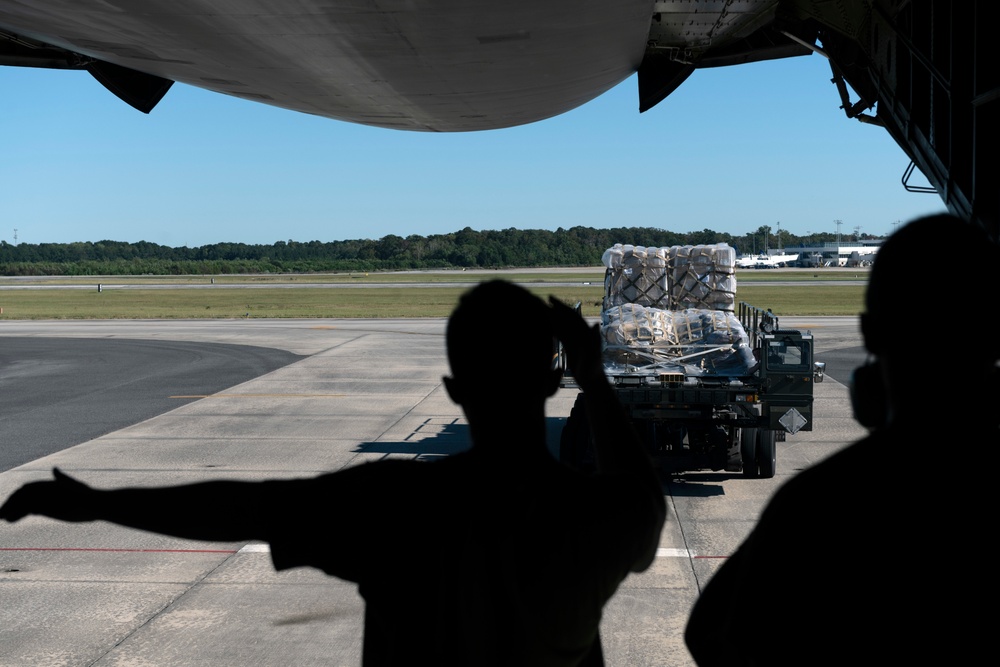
xmin=2 ymin=53 xmax=944 ymax=248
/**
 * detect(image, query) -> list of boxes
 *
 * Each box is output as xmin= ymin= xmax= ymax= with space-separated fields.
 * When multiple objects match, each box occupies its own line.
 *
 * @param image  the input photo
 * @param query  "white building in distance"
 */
xmin=739 ymin=240 xmax=883 ymax=268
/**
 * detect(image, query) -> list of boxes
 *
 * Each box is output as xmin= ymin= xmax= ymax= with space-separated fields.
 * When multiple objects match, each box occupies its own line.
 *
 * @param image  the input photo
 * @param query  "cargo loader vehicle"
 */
xmin=559 ymin=243 xmax=825 ymax=478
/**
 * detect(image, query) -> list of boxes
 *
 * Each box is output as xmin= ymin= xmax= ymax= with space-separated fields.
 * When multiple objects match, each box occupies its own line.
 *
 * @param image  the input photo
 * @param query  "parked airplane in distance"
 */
xmin=737 ymin=253 xmax=801 ymax=269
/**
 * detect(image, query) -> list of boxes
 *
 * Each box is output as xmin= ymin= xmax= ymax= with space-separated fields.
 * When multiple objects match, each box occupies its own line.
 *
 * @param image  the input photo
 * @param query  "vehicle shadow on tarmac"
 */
xmin=353 ymin=417 xmax=569 ymax=460
xmin=352 ymin=421 xmax=747 ymax=496
xmin=663 ymin=475 xmax=732 ymax=497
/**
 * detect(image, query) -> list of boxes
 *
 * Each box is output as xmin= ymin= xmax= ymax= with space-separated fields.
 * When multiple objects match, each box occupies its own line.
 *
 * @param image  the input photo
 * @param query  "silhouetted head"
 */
xmin=444 ymin=280 xmax=561 ymax=412
xmin=862 ymin=213 xmax=999 ymax=364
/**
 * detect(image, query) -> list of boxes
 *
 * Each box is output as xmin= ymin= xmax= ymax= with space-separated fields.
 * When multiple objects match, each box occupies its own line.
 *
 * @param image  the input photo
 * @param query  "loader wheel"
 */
xmin=756 ymin=429 xmax=777 ymax=479
xmin=560 ymin=394 xmax=596 ymax=474
xmin=740 ymin=427 xmax=758 ymax=478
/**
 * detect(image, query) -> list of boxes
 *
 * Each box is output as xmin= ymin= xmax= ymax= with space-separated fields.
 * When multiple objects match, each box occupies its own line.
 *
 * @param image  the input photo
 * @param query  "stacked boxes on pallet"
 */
xmin=669 ymin=244 xmax=736 ymax=311
xmin=601 ymin=243 xmax=736 ymax=311
xmin=601 ymin=245 xmax=671 ymax=310
xmin=600 ymin=243 xmax=753 ymax=373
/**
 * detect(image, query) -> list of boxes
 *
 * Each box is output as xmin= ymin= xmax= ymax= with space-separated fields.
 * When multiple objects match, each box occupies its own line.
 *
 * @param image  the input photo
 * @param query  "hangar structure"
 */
xmin=639 ymin=1 xmax=997 ymax=239
xmin=780 ymin=241 xmax=882 ymax=267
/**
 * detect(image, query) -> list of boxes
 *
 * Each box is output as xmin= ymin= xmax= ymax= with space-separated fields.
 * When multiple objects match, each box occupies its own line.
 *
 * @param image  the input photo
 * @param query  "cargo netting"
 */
xmin=601 ymin=243 xmax=736 ymax=311
xmin=600 ymin=305 xmax=756 ymax=376
xmin=600 ymin=243 xmax=751 ymax=376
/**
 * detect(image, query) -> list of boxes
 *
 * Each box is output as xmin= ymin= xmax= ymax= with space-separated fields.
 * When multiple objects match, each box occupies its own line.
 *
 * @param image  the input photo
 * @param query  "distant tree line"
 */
xmin=0 ymin=226 xmax=865 ymax=276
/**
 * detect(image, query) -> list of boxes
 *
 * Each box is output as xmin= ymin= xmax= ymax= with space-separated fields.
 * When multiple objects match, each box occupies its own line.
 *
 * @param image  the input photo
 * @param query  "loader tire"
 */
xmin=756 ymin=429 xmax=777 ymax=479
xmin=740 ymin=427 xmax=758 ymax=478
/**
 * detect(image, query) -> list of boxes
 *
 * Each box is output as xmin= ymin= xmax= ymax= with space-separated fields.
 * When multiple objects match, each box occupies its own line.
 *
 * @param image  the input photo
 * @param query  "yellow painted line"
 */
xmin=171 ymin=393 xmax=347 ymax=399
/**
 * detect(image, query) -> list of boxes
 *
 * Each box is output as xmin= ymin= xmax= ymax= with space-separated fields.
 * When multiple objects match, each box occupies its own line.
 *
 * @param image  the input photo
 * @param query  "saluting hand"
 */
xmin=548 ymin=296 xmax=606 ymax=392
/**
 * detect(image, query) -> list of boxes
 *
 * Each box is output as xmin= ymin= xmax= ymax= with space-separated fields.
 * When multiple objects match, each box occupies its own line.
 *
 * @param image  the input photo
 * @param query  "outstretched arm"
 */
xmin=1 ymin=468 xmax=276 ymax=542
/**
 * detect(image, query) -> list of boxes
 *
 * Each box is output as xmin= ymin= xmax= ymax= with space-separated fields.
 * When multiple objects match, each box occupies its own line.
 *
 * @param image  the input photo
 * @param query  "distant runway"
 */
xmin=1 ymin=278 xmax=865 ymax=289
xmin=1 ymin=280 xmax=602 ymax=290
xmin=0 ymin=317 xmax=867 ymax=666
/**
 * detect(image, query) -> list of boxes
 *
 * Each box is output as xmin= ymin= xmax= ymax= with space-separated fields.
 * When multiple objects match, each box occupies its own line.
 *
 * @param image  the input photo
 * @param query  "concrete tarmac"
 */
xmin=0 ymin=337 xmax=301 ymax=472
xmin=0 ymin=317 xmax=867 ymax=666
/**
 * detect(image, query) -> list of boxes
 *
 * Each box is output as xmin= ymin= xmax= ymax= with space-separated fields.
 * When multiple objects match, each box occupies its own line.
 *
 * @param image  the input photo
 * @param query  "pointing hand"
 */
xmin=0 ymin=468 xmax=98 ymax=523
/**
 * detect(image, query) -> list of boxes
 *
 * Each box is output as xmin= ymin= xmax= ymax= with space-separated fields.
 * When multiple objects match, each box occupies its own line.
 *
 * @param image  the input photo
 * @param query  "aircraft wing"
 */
xmin=0 ymin=1 xmax=809 ymax=132
xmin=0 ymin=1 xmax=656 ymax=131
xmin=1 ymin=1 xmax=996 ymax=233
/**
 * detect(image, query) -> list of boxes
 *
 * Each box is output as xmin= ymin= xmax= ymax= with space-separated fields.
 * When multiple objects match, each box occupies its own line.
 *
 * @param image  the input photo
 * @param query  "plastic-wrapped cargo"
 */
xmin=600 ymin=242 xmax=750 ymax=373
xmin=699 ymin=310 xmax=747 ymax=346
xmin=602 ymin=244 xmax=670 ymax=309
xmin=601 ymin=303 xmax=672 ymax=365
xmin=675 ymin=309 xmax=755 ymax=373
xmin=600 ymin=305 xmax=755 ymax=375
xmin=659 ymin=308 xmax=749 ymax=351
xmin=669 ymin=244 xmax=737 ymax=311
xmin=603 ymin=242 xmax=736 ymax=311
xmin=601 ymin=303 xmax=672 ymax=347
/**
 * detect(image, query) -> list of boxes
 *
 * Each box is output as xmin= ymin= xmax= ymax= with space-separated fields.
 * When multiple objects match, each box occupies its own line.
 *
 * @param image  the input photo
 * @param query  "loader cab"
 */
xmin=763 ymin=333 xmax=811 ymax=374
xmin=760 ymin=330 xmax=818 ymax=434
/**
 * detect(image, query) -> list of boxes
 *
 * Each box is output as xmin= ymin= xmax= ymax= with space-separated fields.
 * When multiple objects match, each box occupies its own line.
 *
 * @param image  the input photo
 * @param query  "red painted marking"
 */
xmin=0 ymin=547 xmax=237 ymax=554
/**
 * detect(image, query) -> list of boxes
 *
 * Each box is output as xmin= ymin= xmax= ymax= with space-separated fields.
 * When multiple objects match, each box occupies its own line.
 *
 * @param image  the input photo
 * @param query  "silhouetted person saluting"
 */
xmin=684 ymin=214 xmax=999 ymax=666
xmin=2 ymin=280 xmax=665 ymax=666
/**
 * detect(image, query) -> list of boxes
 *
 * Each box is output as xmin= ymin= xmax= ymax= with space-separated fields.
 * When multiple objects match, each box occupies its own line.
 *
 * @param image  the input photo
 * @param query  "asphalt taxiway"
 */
xmin=0 ymin=317 xmax=867 ymax=666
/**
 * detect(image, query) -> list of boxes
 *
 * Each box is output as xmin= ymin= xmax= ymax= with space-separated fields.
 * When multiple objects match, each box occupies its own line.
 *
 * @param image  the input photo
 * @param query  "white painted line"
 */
xmin=656 ymin=547 xmax=693 ymax=558
xmin=238 ymin=543 xmax=692 ymax=558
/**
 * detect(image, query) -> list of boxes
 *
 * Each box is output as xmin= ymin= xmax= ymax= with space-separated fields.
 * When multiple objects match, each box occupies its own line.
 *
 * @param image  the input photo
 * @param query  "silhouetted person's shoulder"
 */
xmin=686 ymin=216 xmax=998 ymax=667
xmin=686 ymin=422 xmax=995 ymax=667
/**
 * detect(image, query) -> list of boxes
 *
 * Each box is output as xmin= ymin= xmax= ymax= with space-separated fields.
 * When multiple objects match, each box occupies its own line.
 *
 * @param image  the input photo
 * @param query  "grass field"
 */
xmin=0 ymin=275 xmax=865 ymax=319
xmin=0 ymin=267 xmax=866 ymax=286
